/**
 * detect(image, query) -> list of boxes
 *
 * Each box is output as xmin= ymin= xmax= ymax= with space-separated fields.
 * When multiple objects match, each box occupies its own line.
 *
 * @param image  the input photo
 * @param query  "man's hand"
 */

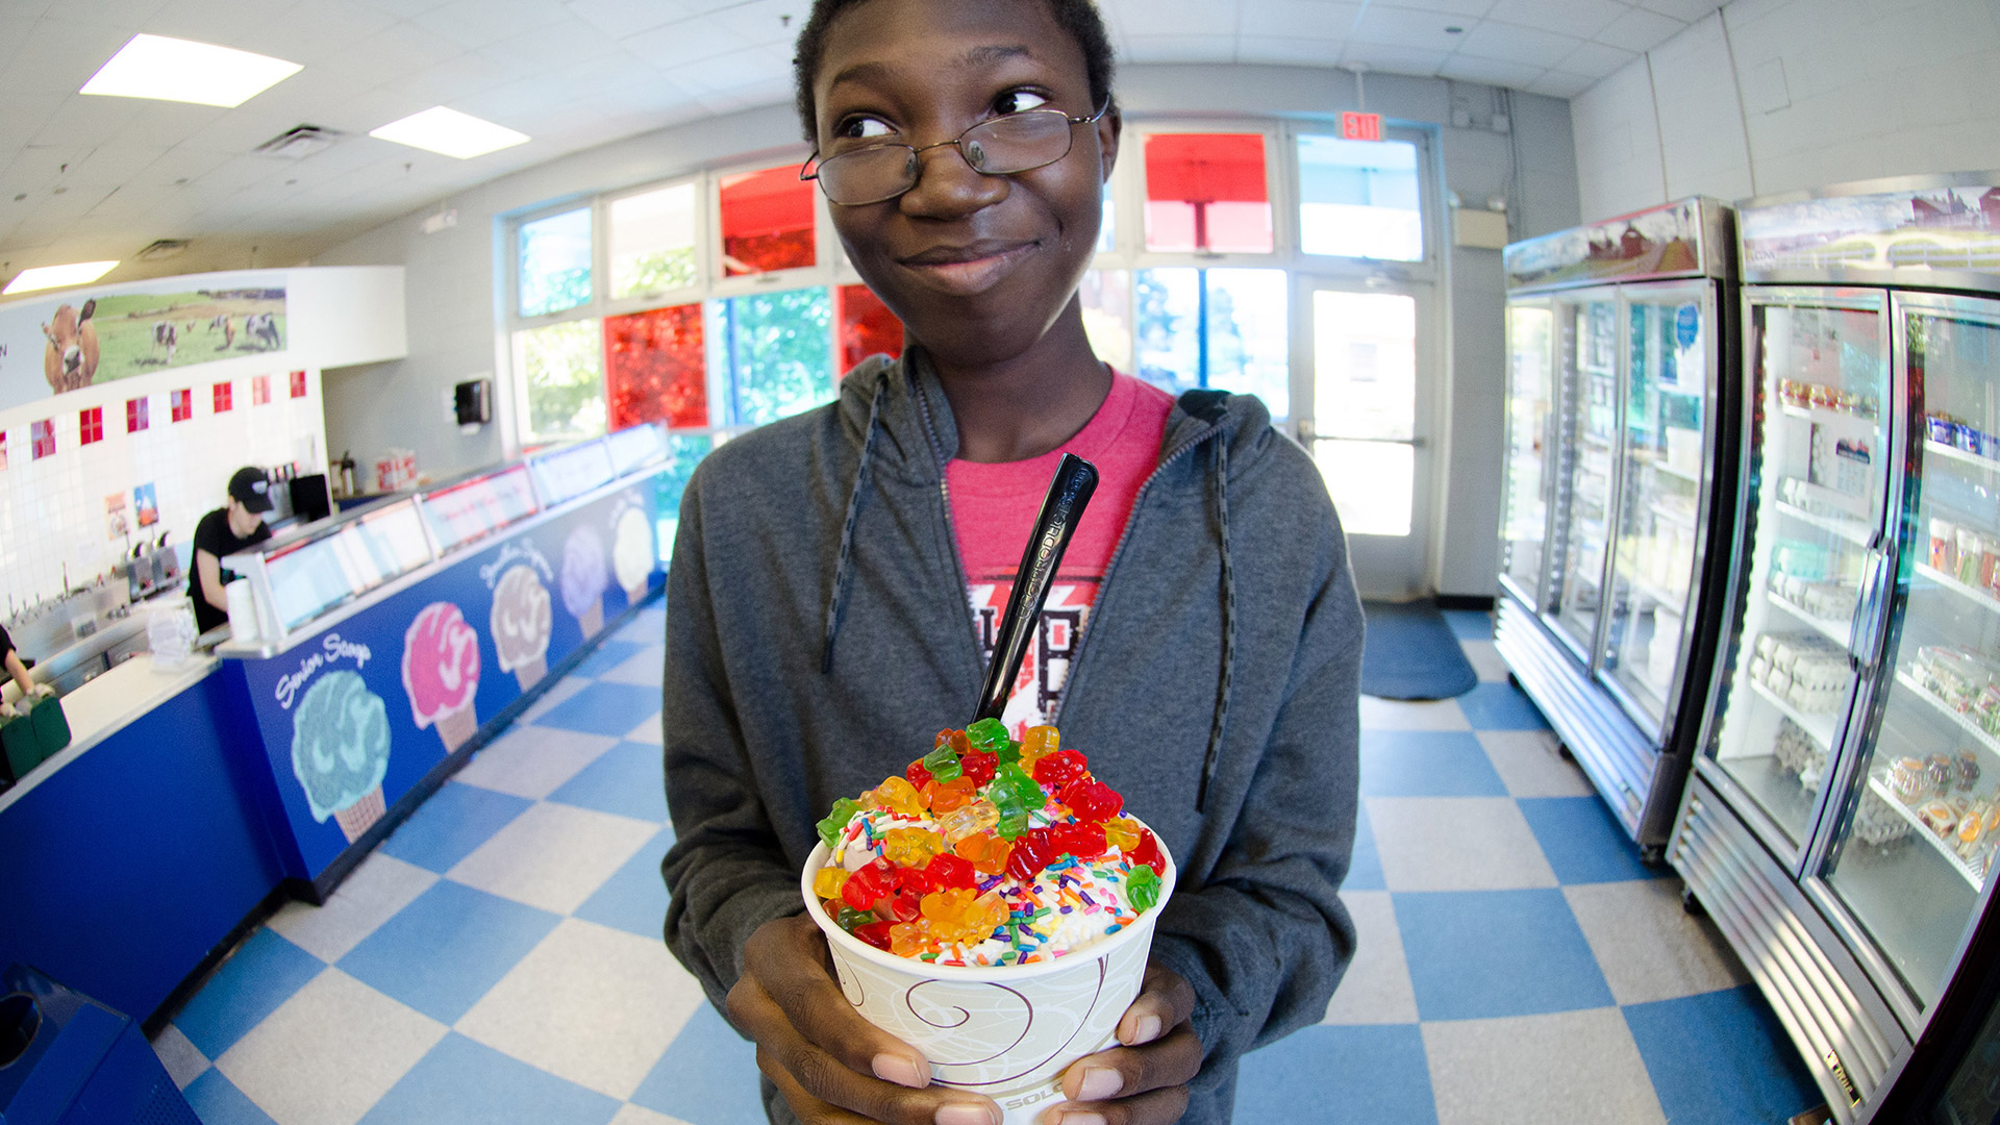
xmin=727 ymin=913 xmax=1002 ymax=1125
xmin=1040 ymin=962 xmax=1201 ymax=1125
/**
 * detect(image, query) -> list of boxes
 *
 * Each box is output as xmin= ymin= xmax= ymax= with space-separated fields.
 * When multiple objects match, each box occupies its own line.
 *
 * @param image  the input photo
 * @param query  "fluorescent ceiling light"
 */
xmin=3 ymin=261 xmax=119 ymax=295
xmin=369 ymin=107 xmax=530 ymax=160
xmin=81 ymin=34 xmax=301 ymax=108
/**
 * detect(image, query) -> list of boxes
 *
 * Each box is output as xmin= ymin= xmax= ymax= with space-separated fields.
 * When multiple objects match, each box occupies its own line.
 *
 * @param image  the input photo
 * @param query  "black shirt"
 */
xmin=0 ymin=623 xmax=13 ymax=665
xmin=189 ymin=508 xmax=272 ymax=633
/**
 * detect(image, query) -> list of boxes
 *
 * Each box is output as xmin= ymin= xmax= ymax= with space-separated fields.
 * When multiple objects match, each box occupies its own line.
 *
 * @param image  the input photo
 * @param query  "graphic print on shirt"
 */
xmin=967 ymin=574 xmax=1099 ymax=735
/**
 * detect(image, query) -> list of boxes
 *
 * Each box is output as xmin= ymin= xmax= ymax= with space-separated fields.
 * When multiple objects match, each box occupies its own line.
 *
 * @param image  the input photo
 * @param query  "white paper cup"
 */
xmin=801 ymin=825 xmax=1176 ymax=1125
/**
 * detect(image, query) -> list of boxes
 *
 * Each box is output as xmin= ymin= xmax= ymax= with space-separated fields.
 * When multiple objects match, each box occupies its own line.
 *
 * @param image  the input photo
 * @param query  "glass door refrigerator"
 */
xmin=1496 ymin=197 xmax=1740 ymax=858
xmin=1672 ymin=175 xmax=2000 ymax=1124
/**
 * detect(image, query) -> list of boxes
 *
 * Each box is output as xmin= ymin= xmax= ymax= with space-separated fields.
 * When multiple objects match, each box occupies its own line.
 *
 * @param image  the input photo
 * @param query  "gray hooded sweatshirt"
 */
xmin=661 ymin=347 xmax=1362 ymax=1124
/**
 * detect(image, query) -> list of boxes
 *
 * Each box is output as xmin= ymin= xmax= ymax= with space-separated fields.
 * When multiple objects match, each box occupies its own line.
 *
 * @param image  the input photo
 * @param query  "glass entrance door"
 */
xmin=1817 ymin=293 xmax=1997 ymax=1023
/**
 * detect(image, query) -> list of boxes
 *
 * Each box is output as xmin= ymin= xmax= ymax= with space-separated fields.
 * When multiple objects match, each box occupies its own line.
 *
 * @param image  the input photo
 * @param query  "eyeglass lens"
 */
xmin=819 ymin=112 xmax=1077 ymax=204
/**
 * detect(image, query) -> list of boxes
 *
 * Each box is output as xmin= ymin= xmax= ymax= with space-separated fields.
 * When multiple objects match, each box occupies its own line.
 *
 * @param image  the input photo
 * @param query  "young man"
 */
xmin=188 ymin=467 xmax=275 ymax=635
xmin=662 ymin=4 xmax=1363 ymax=1123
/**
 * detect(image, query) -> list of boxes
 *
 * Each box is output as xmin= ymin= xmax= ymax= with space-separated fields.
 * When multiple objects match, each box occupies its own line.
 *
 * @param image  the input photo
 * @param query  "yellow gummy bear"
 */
xmin=868 ymin=776 xmax=925 ymax=817
xmin=883 ymin=827 xmax=945 ymax=867
xmin=812 ymin=867 xmax=851 ymax=900
xmin=889 ymin=921 xmax=931 ymax=958
xmin=1020 ymin=725 xmax=1060 ymax=769
xmin=1104 ymin=816 xmax=1142 ymax=852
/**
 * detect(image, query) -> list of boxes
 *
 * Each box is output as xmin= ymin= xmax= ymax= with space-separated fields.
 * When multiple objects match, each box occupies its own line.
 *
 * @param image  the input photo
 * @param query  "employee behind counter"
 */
xmin=189 ymin=467 xmax=275 ymax=635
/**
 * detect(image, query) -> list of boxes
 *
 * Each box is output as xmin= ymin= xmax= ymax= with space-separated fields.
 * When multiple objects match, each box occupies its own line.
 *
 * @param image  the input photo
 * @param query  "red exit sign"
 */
xmin=1342 ymin=112 xmax=1382 ymax=141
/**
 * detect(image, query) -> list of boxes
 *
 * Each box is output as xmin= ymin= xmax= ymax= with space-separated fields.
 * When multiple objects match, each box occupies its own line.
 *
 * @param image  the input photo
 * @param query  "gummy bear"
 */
xmin=812 ymin=867 xmax=851 ymax=901
xmin=836 ymin=904 xmax=875 ymax=932
xmin=925 ymin=852 xmax=977 ymax=891
xmin=1033 ymin=749 xmax=1088 ymax=790
xmin=853 ymin=920 xmax=894 ymax=951
xmin=939 ymin=798 xmax=999 ymax=843
xmin=937 ymin=728 xmax=973 ymax=757
xmin=817 ymin=797 xmax=860 ymax=849
xmin=843 ymin=857 xmax=895 ymax=911
xmin=1050 ymin=820 xmax=1107 ymax=862
xmin=1126 ymin=865 xmax=1161 ymax=911
xmin=894 ymin=864 xmax=939 ymax=896
xmin=1129 ymin=828 xmax=1166 ymax=875
xmin=882 ymin=827 xmax=945 ymax=868
xmin=887 ymin=886 xmax=923 ymax=923
xmin=867 ymin=777 xmax=925 ymax=817
xmin=1006 ymin=828 xmax=1057 ymax=882
xmin=906 ymin=759 xmax=934 ymax=790
xmin=961 ymin=751 xmax=998 ymax=786
xmin=923 ymin=776 xmax=976 ymax=814
xmin=1021 ymin=725 xmax=1060 ymax=766
xmin=954 ymin=831 xmax=1012 ymax=875
xmin=994 ymin=806 xmax=1029 ymax=841
xmin=967 ymin=890 xmax=1009 ymax=940
xmin=1059 ymin=778 xmax=1122 ymax=822
xmin=889 ymin=921 xmax=930 ymax=958
xmin=1104 ymin=816 xmax=1142 ymax=852
xmin=992 ymin=763 xmax=1046 ymax=815
xmin=966 ymin=718 xmax=1010 ymax=754
xmin=921 ymin=739 xmax=962 ymax=783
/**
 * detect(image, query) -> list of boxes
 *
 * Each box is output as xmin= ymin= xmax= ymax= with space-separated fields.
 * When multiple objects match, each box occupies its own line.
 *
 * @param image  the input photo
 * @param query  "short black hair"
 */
xmin=792 ymin=0 xmax=1117 ymax=143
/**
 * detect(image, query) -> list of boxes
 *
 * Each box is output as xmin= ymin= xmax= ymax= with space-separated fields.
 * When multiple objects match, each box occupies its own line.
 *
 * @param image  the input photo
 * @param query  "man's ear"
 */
xmin=1099 ymin=106 xmax=1121 ymax=182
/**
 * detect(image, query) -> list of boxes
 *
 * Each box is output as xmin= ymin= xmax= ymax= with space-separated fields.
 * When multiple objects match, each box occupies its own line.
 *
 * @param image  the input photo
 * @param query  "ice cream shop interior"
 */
xmin=0 ymin=0 xmax=1996 ymax=1123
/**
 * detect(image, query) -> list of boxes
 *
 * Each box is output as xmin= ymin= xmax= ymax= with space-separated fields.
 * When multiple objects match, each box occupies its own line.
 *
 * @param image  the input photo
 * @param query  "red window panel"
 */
xmin=213 ymin=382 xmax=233 ymax=412
xmin=252 ymin=374 xmax=271 ymax=405
xmin=719 ymin=165 xmax=816 ymax=276
xmin=1142 ymin=133 xmax=1273 ymax=254
xmin=0 ymin=432 xmax=7 ymax=472
xmin=126 ymin=396 xmax=149 ymax=433
xmin=289 ymin=370 xmax=308 ymax=398
xmin=31 ymin=420 xmax=55 ymax=459
xmin=170 ymin=389 xmax=193 ymax=422
xmin=79 ymin=406 xmax=103 ymax=445
xmin=836 ymin=285 xmax=903 ymax=373
xmin=604 ymin=304 xmax=707 ymax=430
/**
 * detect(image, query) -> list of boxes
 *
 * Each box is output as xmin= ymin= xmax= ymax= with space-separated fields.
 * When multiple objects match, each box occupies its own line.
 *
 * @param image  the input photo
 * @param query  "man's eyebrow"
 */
xmin=825 ymin=44 xmax=1036 ymax=92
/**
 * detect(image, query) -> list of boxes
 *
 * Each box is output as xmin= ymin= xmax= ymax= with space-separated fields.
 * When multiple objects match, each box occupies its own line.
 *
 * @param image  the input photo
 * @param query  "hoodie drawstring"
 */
xmin=1195 ymin=432 xmax=1235 ymax=813
xmin=821 ymin=371 xmax=887 ymax=674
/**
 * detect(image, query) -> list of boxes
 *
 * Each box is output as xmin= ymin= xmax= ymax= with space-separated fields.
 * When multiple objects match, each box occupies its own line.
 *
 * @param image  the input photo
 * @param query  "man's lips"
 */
xmin=895 ymin=240 xmax=1038 ymax=295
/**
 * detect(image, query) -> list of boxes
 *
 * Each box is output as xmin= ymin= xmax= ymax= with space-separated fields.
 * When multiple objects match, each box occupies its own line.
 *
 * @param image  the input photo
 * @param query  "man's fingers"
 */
xmin=747 ymin=915 xmax=934 ymax=1088
xmin=1116 ymin=964 xmax=1196 ymax=1046
xmin=1037 ymin=1083 xmax=1192 ymax=1125
xmin=1057 ymin=1025 xmax=1203 ymax=1105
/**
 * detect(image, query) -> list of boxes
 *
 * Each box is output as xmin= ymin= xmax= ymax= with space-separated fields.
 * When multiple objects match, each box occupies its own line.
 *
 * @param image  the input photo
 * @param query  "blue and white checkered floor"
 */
xmin=149 ymin=606 xmax=1825 ymax=1125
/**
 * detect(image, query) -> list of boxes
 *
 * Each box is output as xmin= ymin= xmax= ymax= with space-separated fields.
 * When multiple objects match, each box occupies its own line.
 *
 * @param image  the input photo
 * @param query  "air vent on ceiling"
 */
xmin=255 ymin=125 xmax=341 ymax=159
xmin=136 ymin=239 xmax=188 ymax=261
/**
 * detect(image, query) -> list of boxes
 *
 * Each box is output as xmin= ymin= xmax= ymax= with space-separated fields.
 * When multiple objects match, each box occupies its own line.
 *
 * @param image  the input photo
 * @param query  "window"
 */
xmin=1079 ymin=270 xmax=1132 ymax=375
xmin=31 ymin=419 xmax=55 ymax=459
xmin=1311 ymin=291 xmax=1419 ymax=536
xmin=170 ymin=388 xmax=192 ymax=422
xmin=718 ymin=165 xmax=816 ymax=276
xmin=252 ymin=374 xmax=271 ymax=405
xmin=212 ymin=381 xmax=233 ymax=413
xmin=289 ymin=370 xmax=308 ymax=398
xmin=836 ymin=284 xmax=902 ymax=373
xmin=610 ymin=182 xmax=699 ymax=298
xmin=519 ymin=207 xmax=593 ymax=317
xmin=1134 ymin=268 xmax=1290 ymax=418
xmin=126 ymin=396 xmax=149 ymax=433
xmin=1143 ymin=133 xmax=1273 ymax=254
xmin=605 ymin=304 xmax=706 ymax=430
xmin=1296 ymin=135 xmax=1423 ymax=261
xmin=516 ymin=319 xmax=606 ymax=441
xmin=79 ymin=407 xmax=103 ymax=445
xmin=709 ymin=287 xmax=834 ymax=426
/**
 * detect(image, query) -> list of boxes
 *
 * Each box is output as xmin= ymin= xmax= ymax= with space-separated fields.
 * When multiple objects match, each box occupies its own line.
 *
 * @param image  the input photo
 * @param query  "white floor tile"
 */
xmin=1478 ymin=730 xmax=1595 ymax=798
xmin=455 ymin=725 xmax=620 ymax=800
xmin=150 ymin=1023 xmax=209 ymax=1090
xmin=265 ymin=852 xmax=439 ymax=963
xmin=1564 ymin=880 xmax=1752 ymax=1006
xmin=610 ymin=1105 xmax=697 ymax=1125
xmin=598 ymin=646 xmax=666 ymax=686
xmin=1461 ymin=638 xmax=1510 ymax=683
xmin=455 ymin=918 xmax=709 ymax=1100
xmin=215 ymin=968 xmax=446 ymax=1125
xmin=1423 ymin=1008 xmax=1666 ymax=1125
xmin=520 ymin=676 xmax=590 ymax=724
xmin=1368 ymin=796 xmax=1559 ymax=891
xmin=447 ymin=801 xmax=660 ymax=915
xmin=625 ymin=713 xmax=663 ymax=745
xmin=1322 ymin=891 xmax=1419 ymax=1025
xmin=1359 ymin=696 xmax=1473 ymax=731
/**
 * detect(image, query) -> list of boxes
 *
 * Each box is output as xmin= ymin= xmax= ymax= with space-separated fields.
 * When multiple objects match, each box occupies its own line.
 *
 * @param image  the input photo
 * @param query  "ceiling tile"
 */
xmin=0 ymin=94 xmax=71 ymax=154
xmin=1634 ymin=0 xmax=1724 ymax=23
xmin=124 ymin=145 xmax=234 ymax=190
xmin=566 ymin=0 xmax=692 ymax=39
xmin=316 ymin=20 xmax=470 ymax=91
xmin=370 ymin=49 xmax=521 ymax=112
xmin=0 ymin=18 xmax=140 ymax=96
xmin=623 ymin=15 xmax=753 ymax=72
xmin=66 ymin=144 xmax=171 ymax=189
xmin=140 ymin=0 xmax=295 ymax=47
xmin=412 ymin=0 xmax=573 ymax=51
xmin=1436 ymin=54 xmax=1546 ymax=87
xmin=28 ymin=93 xmax=148 ymax=150
xmin=1352 ymin=6 xmax=1478 ymax=51
xmin=0 ymin=146 xmax=96 ymax=196
xmin=1240 ymin=1 xmax=1362 ymax=41
xmin=1121 ymin=34 xmax=1237 ymax=64
xmin=351 ymin=0 xmax=455 ymax=17
xmin=1482 ymin=0 xmax=1629 ymax=39
xmin=477 ymin=21 xmax=623 ymax=72
xmin=1594 ymin=6 xmax=1685 ymax=51
xmin=1454 ymin=20 xmax=1582 ymax=67
xmin=1525 ymin=69 xmax=1600 ymax=97
xmin=232 ymin=1 xmax=400 ymax=65
xmin=707 ymin=0 xmax=806 ymax=49
xmin=1376 ymin=0 xmax=1496 ymax=16
xmin=1339 ymin=41 xmax=1452 ymax=75
xmin=1236 ymin=35 xmax=1350 ymax=67
xmin=661 ymin=44 xmax=788 ymax=95
xmin=1556 ymin=39 xmax=1638 ymax=77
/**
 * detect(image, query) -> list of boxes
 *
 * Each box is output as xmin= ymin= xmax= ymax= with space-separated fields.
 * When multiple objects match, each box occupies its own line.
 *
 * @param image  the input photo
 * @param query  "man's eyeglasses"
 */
xmin=801 ymin=101 xmax=1110 ymax=206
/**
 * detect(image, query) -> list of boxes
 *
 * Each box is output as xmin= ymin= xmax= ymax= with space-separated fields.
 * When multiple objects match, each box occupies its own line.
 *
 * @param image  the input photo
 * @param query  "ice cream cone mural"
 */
xmin=402 ymin=601 xmax=482 ymax=753
xmin=290 ymin=671 xmax=392 ymax=844
xmin=611 ymin=507 xmax=655 ymax=606
xmin=491 ymin=565 xmax=553 ymax=692
xmin=561 ymin=527 xmax=609 ymax=638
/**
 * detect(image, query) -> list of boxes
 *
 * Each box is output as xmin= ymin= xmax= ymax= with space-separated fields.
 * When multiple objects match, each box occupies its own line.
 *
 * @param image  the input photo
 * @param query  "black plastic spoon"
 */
xmin=973 ymin=452 xmax=1099 ymax=723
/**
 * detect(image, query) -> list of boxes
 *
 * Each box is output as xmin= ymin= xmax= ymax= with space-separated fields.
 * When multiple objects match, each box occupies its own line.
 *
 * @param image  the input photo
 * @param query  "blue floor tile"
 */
xmin=534 ymin=681 xmax=665 ymax=738
xmin=379 ymin=781 xmax=535 ymax=874
xmin=173 ymin=930 xmax=325 ymax=1060
xmin=1441 ymin=609 xmax=1493 ymax=641
xmin=1360 ymin=730 xmax=1509 ymax=797
xmin=1625 ymin=986 xmax=1824 ymax=1125
xmin=1236 ymin=1024 xmax=1437 ymax=1125
xmin=574 ymin=826 xmax=676 ymax=940
xmin=1518 ymin=796 xmax=1667 ymax=884
xmin=360 ymin=1033 xmax=621 ymax=1125
xmin=548 ymin=741 xmax=668 ymax=823
xmin=1345 ymin=802 xmax=1385 ymax=891
xmin=1456 ymin=682 xmax=1551 ymax=731
xmin=1395 ymin=889 xmax=1614 ymax=1021
xmin=572 ymin=638 xmax=646 ymax=679
xmin=183 ymin=1069 xmax=280 ymax=1125
xmin=613 ymin=610 xmax=665 ymax=645
xmin=630 ymin=1001 xmax=767 ymax=1125
xmin=338 ymin=881 xmax=561 ymax=1024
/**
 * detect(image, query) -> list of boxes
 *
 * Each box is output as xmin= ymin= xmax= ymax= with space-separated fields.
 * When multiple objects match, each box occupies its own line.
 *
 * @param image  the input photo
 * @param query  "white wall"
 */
xmin=1573 ymin=0 xmax=2000 ymax=220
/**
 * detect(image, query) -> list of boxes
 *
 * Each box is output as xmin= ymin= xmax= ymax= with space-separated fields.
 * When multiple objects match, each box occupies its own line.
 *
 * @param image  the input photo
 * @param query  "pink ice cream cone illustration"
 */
xmin=402 ymin=601 xmax=482 ymax=753
xmin=491 ymin=565 xmax=553 ymax=692
xmin=561 ymin=527 xmax=609 ymax=638
xmin=612 ymin=507 xmax=655 ymax=606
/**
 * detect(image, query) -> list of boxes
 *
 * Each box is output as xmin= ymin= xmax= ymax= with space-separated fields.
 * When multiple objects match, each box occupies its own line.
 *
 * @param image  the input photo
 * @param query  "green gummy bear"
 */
xmin=836 ymin=905 xmax=874 ymax=932
xmin=967 ymin=718 xmax=1009 ymax=753
xmin=1127 ymin=866 xmax=1161 ymax=911
xmin=817 ymin=797 xmax=860 ymax=849
xmin=995 ymin=807 xmax=1028 ymax=840
xmin=921 ymin=743 xmax=962 ymax=782
xmin=998 ymin=740 xmax=1021 ymax=767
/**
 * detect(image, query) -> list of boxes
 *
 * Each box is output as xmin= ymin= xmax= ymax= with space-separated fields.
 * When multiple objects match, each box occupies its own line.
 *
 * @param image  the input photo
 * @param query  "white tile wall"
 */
xmin=0 ymin=365 xmax=325 ymax=611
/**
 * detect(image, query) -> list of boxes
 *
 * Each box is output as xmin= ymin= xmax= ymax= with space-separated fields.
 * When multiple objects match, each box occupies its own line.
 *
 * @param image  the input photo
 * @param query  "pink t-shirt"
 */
xmin=946 ymin=371 xmax=1174 ymax=734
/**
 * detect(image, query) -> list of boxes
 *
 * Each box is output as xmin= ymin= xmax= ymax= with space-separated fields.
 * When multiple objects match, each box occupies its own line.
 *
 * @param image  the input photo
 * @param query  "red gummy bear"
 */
xmin=843 ymin=857 xmax=895 ymax=911
xmin=853 ymin=920 xmax=894 ymax=950
xmin=895 ymin=864 xmax=939 ymax=895
xmin=925 ymin=853 xmax=978 ymax=891
xmin=1033 ymin=750 xmax=1088 ymax=789
xmin=1006 ymin=828 xmax=1057 ymax=882
xmin=1060 ymin=778 xmax=1123 ymax=822
xmin=1129 ymin=828 xmax=1166 ymax=875
xmin=1050 ymin=820 xmax=1107 ymax=862
xmin=906 ymin=758 xmax=935 ymax=789
xmin=887 ymin=886 xmax=922 ymax=923
xmin=962 ymin=750 xmax=998 ymax=786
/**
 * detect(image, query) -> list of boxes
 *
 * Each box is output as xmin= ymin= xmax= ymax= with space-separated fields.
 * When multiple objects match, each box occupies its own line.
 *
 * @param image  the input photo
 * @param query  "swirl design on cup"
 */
xmin=905 ymin=980 xmax=1030 ymax=1068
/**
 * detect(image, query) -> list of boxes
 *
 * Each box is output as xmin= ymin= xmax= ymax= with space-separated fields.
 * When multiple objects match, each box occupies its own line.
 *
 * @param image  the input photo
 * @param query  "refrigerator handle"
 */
xmin=1848 ymin=547 xmax=1891 ymax=667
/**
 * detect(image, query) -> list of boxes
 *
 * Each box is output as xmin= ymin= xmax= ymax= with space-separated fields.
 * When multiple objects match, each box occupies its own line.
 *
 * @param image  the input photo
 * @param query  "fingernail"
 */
xmin=874 ymin=1053 xmax=925 ymax=1088
xmin=1131 ymin=1013 xmax=1163 ymax=1044
xmin=935 ymin=1103 xmax=998 ymax=1125
xmin=1060 ymin=1113 xmax=1107 ymax=1125
xmin=1077 ymin=1066 xmax=1122 ymax=1101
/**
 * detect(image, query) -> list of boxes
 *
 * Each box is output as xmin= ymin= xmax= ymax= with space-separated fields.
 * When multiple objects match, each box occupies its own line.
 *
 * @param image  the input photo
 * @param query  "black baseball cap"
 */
xmin=229 ymin=466 xmax=274 ymax=513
